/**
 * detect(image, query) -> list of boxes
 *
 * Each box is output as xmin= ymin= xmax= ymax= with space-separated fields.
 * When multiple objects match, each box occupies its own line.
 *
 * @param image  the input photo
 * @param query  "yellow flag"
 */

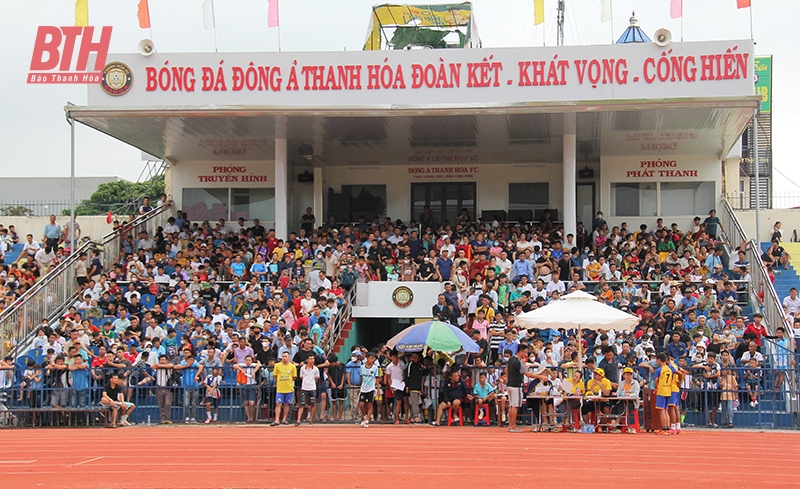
xmin=75 ymin=0 xmax=89 ymax=27
xmin=534 ymin=0 xmax=544 ymax=25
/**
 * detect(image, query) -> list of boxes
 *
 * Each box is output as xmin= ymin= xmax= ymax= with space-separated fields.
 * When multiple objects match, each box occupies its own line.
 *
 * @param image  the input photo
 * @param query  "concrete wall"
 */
xmin=0 ymin=216 xmax=120 ymax=243
xmin=733 ymin=209 xmax=800 ymax=243
xmin=352 ymin=281 xmax=445 ymax=319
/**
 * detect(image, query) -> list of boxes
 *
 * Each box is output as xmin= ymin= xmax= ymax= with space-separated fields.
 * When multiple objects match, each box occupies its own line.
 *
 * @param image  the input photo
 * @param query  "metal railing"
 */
xmin=0 ymin=204 xmax=172 ymax=358
xmin=726 ymin=191 xmax=800 ymax=210
xmin=720 ymin=198 xmax=791 ymax=339
xmin=323 ymin=286 xmax=356 ymax=354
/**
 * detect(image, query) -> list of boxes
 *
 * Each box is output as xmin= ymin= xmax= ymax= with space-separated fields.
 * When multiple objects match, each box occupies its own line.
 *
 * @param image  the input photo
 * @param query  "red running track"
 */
xmin=0 ymin=425 xmax=798 ymax=489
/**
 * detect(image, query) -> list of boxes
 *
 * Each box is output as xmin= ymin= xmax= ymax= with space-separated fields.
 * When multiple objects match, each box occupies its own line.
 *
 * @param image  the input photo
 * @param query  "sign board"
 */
xmin=87 ymin=40 xmax=754 ymax=109
xmin=754 ymin=55 xmax=772 ymax=114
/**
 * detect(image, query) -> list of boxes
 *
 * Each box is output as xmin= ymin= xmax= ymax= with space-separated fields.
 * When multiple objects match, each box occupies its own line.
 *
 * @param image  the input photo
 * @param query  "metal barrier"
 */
xmin=720 ymin=198 xmax=791 ymax=340
xmin=0 ymin=203 xmax=173 ymax=358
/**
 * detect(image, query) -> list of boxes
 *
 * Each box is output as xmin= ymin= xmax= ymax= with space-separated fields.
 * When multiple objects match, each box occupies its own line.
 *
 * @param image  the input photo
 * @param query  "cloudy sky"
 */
xmin=3 ymin=0 xmax=797 ymax=194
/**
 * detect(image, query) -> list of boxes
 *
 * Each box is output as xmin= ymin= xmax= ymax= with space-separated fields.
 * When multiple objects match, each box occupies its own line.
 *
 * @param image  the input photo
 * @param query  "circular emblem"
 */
xmin=392 ymin=286 xmax=414 ymax=308
xmin=101 ymin=62 xmax=133 ymax=96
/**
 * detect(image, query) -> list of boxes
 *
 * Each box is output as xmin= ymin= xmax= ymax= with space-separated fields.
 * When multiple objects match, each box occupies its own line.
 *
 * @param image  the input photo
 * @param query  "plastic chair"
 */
xmin=141 ymin=294 xmax=157 ymax=310
xmin=446 ymin=405 xmax=463 ymax=426
xmin=474 ymin=403 xmax=491 ymax=426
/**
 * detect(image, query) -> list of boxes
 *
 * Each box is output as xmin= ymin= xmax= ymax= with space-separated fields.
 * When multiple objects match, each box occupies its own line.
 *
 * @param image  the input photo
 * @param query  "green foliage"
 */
xmin=0 ymin=205 xmax=34 ymax=217
xmin=66 ymin=176 xmax=165 ymax=216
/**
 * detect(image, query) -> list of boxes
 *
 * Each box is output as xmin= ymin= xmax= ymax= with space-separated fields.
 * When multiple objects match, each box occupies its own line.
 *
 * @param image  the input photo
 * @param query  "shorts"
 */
xmin=241 ymin=387 xmax=256 ymax=402
xmin=508 ymin=386 xmax=524 ymax=408
xmin=392 ymin=388 xmax=405 ymax=399
xmin=745 ymin=381 xmax=759 ymax=388
xmin=330 ymin=388 xmax=347 ymax=401
xmin=358 ymin=391 xmax=375 ymax=404
xmin=76 ymin=276 xmax=89 ymax=286
xmin=276 ymin=392 xmax=294 ymax=405
xmin=656 ymin=395 xmax=670 ymax=410
xmin=203 ymin=397 xmax=219 ymax=407
xmin=300 ymin=389 xmax=317 ymax=406
xmin=668 ymin=392 xmax=680 ymax=407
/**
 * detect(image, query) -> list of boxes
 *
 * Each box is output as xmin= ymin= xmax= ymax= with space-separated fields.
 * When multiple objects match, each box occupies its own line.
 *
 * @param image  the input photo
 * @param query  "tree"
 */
xmin=64 ymin=175 xmax=165 ymax=216
xmin=0 ymin=205 xmax=34 ymax=217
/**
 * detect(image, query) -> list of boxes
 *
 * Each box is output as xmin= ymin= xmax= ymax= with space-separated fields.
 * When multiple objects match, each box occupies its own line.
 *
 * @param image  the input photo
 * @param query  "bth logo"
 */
xmin=28 ymin=26 xmax=112 ymax=84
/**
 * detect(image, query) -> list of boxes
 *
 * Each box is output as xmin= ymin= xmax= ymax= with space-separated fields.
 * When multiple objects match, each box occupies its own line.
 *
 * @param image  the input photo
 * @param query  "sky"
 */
xmin=2 ymin=0 xmax=798 ymax=194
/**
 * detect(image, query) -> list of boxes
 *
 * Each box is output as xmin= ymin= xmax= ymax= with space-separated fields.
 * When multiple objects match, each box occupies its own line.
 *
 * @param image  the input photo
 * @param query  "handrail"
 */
xmin=0 ymin=203 xmax=172 ymax=358
xmin=720 ymin=198 xmax=791 ymax=341
xmin=323 ymin=286 xmax=356 ymax=354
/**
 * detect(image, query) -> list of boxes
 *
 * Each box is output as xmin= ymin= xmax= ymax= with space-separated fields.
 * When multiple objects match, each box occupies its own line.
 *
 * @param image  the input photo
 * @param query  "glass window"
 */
xmin=341 ymin=185 xmax=386 ymax=220
xmin=182 ymin=188 xmax=228 ymax=221
xmin=610 ymin=183 xmax=657 ymax=216
xmin=508 ymin=183 xmax=549 ymax=210
xmin=410 ymin=183 xmax=476 ymax=227
xmin=659 ymin=181 xmax=715 ymax=216
xmin=231 ymin=188 xmax=275 ymax=221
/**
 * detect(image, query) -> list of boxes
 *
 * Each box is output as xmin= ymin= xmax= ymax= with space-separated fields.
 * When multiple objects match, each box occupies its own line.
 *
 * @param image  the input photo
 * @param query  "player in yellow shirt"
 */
xmin=654 ymin=353 xmax=676 ymax=435
xmin=668 ymin=358 xmax=685 ymax=434
xmin=271 ymin=351 xmax=297 ymax=426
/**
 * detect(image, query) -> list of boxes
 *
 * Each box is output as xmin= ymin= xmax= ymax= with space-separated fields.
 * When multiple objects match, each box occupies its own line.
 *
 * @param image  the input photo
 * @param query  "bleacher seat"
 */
xmin=5 ymin=243 xmax=24 ymax=265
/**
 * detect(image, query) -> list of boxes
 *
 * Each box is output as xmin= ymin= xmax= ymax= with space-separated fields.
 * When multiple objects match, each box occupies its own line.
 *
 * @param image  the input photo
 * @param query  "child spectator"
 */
xmin=203 ymin=366 xmax=223 ymax=424
xmin=744 ymin=357 xmax=761 ymax=407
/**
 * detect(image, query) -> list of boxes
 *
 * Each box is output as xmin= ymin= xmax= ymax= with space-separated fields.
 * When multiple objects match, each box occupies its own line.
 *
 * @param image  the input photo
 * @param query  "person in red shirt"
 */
xmin=744 ymin=313 xmax=769 ymax=347
xmin=471 ymin=253 xmax=489 ymax=281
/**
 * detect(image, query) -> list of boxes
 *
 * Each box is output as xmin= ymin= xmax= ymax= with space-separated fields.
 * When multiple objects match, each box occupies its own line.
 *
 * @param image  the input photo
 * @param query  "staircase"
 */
xmin=0 ymin=204 xmax=173 ymax=357
xmin=333 ymin=319 xmax=355 ymax=355
xmin=323 ymin=286 xmax=356 ymax=355
xmin=761 ymin=242 xmax=800 ymax=301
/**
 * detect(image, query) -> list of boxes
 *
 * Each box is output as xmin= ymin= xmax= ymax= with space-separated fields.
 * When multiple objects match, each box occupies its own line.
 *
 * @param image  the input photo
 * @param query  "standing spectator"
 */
xmin=300 ymin=207 xmax=316 ymax=234
xmin=202 ymin=367 xmax=223 ymax=424
xmin=43 ymin=215 xmax=61 ymax=254
xmin=152 ymin=356 xmax=175 ymax=424
xmin=75 ymin=252 xmax=89 ymax=288
xmin=296 ymin=355 xmax=320 ymax=425
xmin=702 ymin=210 xmax=723 ymax=239
xmin=139 ymin=196 xmax=153 ymax=215
xmin=271 ymin=351 xmax=297 ymax=425
xmin=358 ymin=352 xmax=380 ymax=428
xmin=175 ymin=354 xmax=200 ymax=423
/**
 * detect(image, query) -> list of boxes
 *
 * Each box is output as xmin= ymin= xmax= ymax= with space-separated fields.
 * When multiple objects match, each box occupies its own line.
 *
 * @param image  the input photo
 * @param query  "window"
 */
xmin=411 ymin=183 xmax=476 ymax=227
xmin=341 ymin=185 xmax=386 ymax=220
xmin=659 ymin=182 xmax=714 ymax=216
xmin=231 ymin=188 xmax=275 ymax=221
xmin=183 ymin=188 xmax=275 ymax=222
xmin=610 ymin=183 xmax=657 ymax=217
xmin=182 ymin=188 xmax=228 ymax=221
xmin=508 ymin=183 xmax=549 ymax=211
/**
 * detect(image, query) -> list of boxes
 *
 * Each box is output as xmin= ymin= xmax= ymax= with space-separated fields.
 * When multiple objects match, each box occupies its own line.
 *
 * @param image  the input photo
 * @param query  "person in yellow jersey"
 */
xmin=271 ymin=351 xmax=297 ymax=426
xmin=668 ymin=356 xmax=686 ymax=434
xmin=581 ymin=368 xmax=612 ymax=427
xmin=653 ymin=353 xmax=677 ymax=435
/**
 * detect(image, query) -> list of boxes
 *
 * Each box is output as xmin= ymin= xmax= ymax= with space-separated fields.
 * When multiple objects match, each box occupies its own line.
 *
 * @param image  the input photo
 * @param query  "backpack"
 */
xmin=340 ymin=267 xmax=356 ymax=288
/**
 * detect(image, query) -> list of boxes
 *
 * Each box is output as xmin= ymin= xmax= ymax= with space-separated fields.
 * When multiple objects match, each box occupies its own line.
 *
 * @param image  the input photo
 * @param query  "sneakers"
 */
xmin=668 ymin=429 xmax=678 ymax=435
xmin=205 ymin=418 xmax=212 ymax=424
xmin=655 ymin=430 xmax=671 ymax=436
xmin=754 ymin=400 xmax=759 ymax=406
xmin=190 ymin=418 xmax=196 ymax=424
xmin=363 ymin=420 xmax=369 ymax=428
xmin=185 ymin=417 xmax=190 ymax=423
xmin=360 ymin=419 xmax=367 ymax=427
xmin=452 ymin=417 xmax=460 ymax=423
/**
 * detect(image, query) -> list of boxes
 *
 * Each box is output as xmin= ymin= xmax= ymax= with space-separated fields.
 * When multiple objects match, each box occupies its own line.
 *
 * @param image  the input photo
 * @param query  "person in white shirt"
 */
xmin=439 ymin=236 xmax=456 ymax=256
xmin=153 ymin=267 xmax=171 ymax=284
xmin=34 ymin=247 xmax=57 ymax=274
xmin=144 ymin=318 xmax=167 ymax=341
xmin=496 ymin=251 xmax=512 ymax=277
xmin=783 ymin=288 xmax=800 ymax=317
xmin=545 ymin=272 xmax=566 ymax=298
xmin=296 ymin=355 xmax=320 ymax=425
xmin=22 ymin=234 xmax=41 ymax=256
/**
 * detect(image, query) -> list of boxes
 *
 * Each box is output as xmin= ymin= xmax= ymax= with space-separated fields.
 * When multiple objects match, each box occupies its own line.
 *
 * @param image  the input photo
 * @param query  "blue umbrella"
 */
xmin=386 ymin=320 xmax=480 ymax=353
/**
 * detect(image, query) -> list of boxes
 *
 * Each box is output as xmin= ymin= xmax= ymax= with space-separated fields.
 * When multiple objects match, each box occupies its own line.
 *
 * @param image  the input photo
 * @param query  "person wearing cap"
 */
xmin=615 ymin=367 xmax=641 ymax=431
xmin=581 ymin=368 xmax=613 ymax=426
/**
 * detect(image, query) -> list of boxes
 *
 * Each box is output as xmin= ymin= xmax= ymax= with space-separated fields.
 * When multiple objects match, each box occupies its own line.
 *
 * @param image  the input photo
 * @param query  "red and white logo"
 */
xmin=28 ymin=26 xmax=113 ymax=84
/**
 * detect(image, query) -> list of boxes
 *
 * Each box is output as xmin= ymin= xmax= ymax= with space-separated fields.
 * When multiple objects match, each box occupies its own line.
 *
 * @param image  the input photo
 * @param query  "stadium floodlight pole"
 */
xmin=753 ymin=107 xmax=760 ymax=244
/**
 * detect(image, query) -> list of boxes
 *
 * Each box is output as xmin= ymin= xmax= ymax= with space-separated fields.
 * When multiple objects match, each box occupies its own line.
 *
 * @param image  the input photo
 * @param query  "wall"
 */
xmin=600 ymin=155 xmax=722 ymax=231
xmin=325 ymin=162 xmax=568 ymax=222
xmin=733 ymin=209 xmax=800 ymax=243
xmin=0 ymin=216 xmax=120 ymax=243
xmin=352 ymin=281 xmax=445 ymax=319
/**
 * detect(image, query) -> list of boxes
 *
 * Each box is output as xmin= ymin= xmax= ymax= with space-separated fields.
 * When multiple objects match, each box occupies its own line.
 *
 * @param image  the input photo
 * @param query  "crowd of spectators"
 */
xmin=1 ymin=201 xmax=797 ymax=430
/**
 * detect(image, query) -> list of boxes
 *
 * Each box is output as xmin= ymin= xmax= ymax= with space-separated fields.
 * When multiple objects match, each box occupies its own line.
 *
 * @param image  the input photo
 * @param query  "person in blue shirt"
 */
xmin=717 ymin=281 xmax=738 ymax=303
xmin=510 ymin=256 xmax=533 ymax=284
xmin=175 ymin=354 xmax=200 ymax=423
xmin=678 ymin=288 xmax=698 ymax=318
xmin=497 ymin=329 xmax=520 ymax=358
xmin=346 ymin=351 xmax=363 ymax=420
xmin=665 ymin=332 xmax=687 ymax=361
xmin=68 ymin=355 xmax=91 ymax=408
xmin=230 ymin=255 xmax=247 ymax=279
xmin=43 ymin=215 xmax=62 ymax=254
xmin=435 ymin=251 xmax=453 ymax=282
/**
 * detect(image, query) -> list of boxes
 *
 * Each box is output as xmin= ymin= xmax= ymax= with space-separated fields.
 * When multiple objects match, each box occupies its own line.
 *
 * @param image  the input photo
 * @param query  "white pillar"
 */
xmin=274 ymin=138 xmax=288 ymax=240
xmin=563 ymin=112 xmax=577 ymax=239
xmin=313 ymin=166 xmax=323 ymax=225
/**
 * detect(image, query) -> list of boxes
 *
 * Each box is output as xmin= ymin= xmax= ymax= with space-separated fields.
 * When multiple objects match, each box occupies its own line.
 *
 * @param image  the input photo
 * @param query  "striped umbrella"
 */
xmin=386 ymin=320 xmax=480 ymax=353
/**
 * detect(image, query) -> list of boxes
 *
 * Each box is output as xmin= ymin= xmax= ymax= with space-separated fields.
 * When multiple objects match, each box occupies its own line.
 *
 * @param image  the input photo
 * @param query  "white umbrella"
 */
xmin=515 ymin=290 xmax=639 ymax=332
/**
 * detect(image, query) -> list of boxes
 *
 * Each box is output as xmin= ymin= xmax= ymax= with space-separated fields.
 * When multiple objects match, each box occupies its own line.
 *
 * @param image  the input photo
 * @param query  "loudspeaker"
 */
xmin=137 ymin=39 xmax=156 ymax=56
xmin=297 ymin=171 xmax=314 ymax=183
xmin=654 ymin=28 xmax=672 ymax=47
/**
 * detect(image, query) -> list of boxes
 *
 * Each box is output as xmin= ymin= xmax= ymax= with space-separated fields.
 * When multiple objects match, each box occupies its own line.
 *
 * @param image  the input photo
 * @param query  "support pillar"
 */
xmin=274 ymin=138 xmax=288 ymax=240
xmin=313 ymin=166 xmax=323 ymax=225
xmin=563 ymin=112 xmax=577 ymax=239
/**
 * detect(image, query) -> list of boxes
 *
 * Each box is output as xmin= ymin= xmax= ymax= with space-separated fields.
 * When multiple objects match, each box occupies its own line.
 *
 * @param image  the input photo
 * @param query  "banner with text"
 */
xmin=87 ymin=40 xmax=755 ymax=109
